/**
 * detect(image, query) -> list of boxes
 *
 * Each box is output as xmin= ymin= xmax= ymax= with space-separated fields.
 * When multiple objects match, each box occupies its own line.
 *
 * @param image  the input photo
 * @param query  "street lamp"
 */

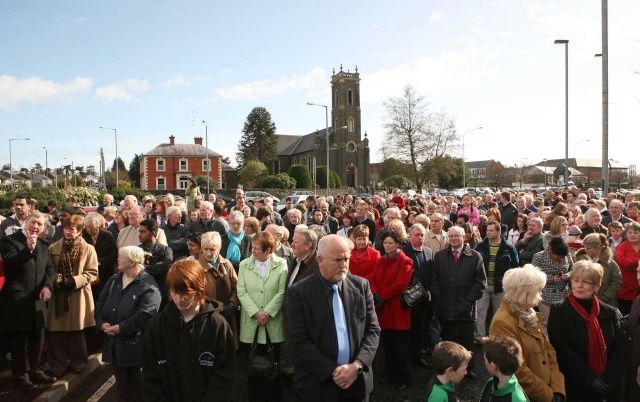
xmin=543 ymin=158 xmax=548 ymax=187
xmin=554 ymin=39 xmax=569 ymax=189
xmin=202 ymin=121 xmax=210 ymax=194
xmin=306 ymin=102 xmax=330 ymax=195
xmin=99 ymin=126 xmax=118 ymax=187
xmin=9 ymin=137 xmax=30 ymax=185
xmin=461 ymin=126 xmax=483 ymax=189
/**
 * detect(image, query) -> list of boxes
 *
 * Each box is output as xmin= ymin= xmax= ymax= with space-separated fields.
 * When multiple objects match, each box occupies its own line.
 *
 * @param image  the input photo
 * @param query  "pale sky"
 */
xmin=1 ymin=0 xmax=638 ymax=173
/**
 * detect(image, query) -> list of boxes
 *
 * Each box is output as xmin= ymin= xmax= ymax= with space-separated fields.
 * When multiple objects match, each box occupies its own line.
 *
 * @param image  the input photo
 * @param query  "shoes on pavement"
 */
xmin=30 ymin=369 xmax=57 ymax=384
xmin=14 ymin=375 xmax=46 ymax=392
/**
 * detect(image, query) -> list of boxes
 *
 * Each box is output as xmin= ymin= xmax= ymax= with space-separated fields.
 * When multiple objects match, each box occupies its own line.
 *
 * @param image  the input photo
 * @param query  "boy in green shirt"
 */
xmin=425 ymin=341 xmax=472 ymax=402
xmin=479 ymin=335 xmax=529 ymax=402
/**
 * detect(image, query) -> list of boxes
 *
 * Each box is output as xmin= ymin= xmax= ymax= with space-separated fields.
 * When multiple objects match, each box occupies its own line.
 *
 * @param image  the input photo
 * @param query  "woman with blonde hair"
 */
xmin=548 ymin=260 xmax=624 ymax=401
xmin=543 ymin=216 xmax=569 ymax=249
xmin=489 ymin=265 xmax=565 ymax=402
xmin=574 ymin=233 xmax=622 ymax=306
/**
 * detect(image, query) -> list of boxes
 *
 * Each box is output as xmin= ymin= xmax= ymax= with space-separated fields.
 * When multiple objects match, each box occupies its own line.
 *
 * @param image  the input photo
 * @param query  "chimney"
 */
xmin=194 ymin=136 xmax=203 ymax=145
xmin=169 ymin=135 xmax=175 ymax=145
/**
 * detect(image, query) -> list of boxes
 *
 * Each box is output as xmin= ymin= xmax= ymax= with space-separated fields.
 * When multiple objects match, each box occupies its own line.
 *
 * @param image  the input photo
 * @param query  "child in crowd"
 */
xmin=608 ymin=221 xmax=624 ymax=252
xmin=479 ymin=336 xmax=528 ymax=402
xmin=425 ymin=341 xmax=472 ymax=402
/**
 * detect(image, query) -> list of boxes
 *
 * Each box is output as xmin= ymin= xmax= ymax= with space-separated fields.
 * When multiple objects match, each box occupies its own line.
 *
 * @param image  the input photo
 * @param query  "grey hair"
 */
xmin=201 ymin=231 xmax=222 ymax=248
xmin=228 ymin=210 xmax=245 ymax=223
xmin=408 ymin=223 xmax=427 ymax=235
xmin=166 ymin=206 xmax=182 ymax=217
xmin=287 ymin=208 xmax=302 ymax=219
xmin=385 ymin=207 xmax=401 ymax=219
xmin=27 ymin=211 xmax=46 ymax=223
xmin=199 ymin=201 xmax=213 ymax=211
xmin=103 ymin=193 xmax=114 ymax=202
xmin=85 ymin=212 xmax=105 ymax=228
xmin=447 ymin=226 xmax=465 ymax=237
xmin=584 ymin=208 xmax=601 ymax=222
xmin=317 ymin=234 xmax=351 ymax=257
xmin=528 ymin=217 xmax=543 ymax=227
xmin=104 ymin=206 xmax=118 ymax=218
xmin=294 ymin=228 xmax=318 ymax=250
xmin=119 ymin=246 xmax=145 ymax=267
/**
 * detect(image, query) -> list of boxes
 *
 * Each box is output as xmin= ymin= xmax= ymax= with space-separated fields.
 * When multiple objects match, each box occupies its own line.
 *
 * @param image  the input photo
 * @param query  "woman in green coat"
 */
xmin=237 ymin=231 xmax=288 ymax=401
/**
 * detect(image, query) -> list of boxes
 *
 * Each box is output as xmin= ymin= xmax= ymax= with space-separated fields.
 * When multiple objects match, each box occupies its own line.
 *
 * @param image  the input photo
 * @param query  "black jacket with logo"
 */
xmin=142 ymin=298 xmax=235 ymax=402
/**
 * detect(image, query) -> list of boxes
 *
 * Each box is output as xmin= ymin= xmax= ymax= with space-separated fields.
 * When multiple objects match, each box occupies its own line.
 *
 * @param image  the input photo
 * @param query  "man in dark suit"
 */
xmin=287 ymin=228 xmax=319 ymax=287
xmin=0 ymin=212 xmax=56 ymax=390
xmin=287 ymin=235 xmax=380 ymax=401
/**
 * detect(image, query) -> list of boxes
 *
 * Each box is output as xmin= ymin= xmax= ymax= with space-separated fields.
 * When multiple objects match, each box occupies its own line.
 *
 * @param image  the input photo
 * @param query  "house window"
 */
xmin=178 ymin=177 xmax=190 ymax=190
xmin=179 ymin=159 xmax=188 ymax=172
xmin=347 ymin=89 xmax=353 ymax=105
xmin=202 ymin=158 xmax=210 ymax=172
xmin=156 ymin=177 xmax=166 ymax=190
xmin=156 ymin=159 xmax=165 ymax=172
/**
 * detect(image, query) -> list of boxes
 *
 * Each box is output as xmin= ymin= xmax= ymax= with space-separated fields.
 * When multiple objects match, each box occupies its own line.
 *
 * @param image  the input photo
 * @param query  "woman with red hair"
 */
xmin=142 ymin=259 xmax=235 ymax=401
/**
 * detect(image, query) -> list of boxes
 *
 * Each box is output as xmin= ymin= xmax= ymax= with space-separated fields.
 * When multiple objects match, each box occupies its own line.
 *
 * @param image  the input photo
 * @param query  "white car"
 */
xmin=276 ymin=194 xmax=309 ymax=211
xmin=244 ymin=191 xmax=280 ymax=207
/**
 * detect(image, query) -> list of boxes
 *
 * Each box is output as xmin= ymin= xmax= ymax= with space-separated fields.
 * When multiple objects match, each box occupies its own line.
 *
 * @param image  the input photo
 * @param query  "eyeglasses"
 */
xmin=571 ymin=278 xmax=595 ymax=287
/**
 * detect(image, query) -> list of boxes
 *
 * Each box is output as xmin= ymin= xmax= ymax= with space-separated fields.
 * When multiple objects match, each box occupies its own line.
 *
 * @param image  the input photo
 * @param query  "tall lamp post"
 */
xmin=99 ymin=126 xmax=118 ymax=187
xmin=554 ymin=39 xmax=569 ymax=189
xmin=306 ymin=102 xmax=330 ymax=195
xmin=543 ymin=159 xmax=548 ymax=187
xmin=202 ymin=121 xmax=210 ymax=194
xmin=9 ymin=137 xmax=30 ymax=185
xmin=36 ymin=146 xmax=48 ymax=187
xmin=461 ymin=126 xmax=483 ymax=189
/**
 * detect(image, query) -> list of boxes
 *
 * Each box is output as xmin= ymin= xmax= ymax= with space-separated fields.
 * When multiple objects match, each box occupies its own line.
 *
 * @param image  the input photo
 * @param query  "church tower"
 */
xmin=330 ymin=65 xmax=369 ymax=188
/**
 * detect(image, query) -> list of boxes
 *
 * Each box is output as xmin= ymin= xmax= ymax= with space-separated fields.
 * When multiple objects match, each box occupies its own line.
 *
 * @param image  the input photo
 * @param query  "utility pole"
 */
xmin=601 ymin=0 xmax=609 ymax=193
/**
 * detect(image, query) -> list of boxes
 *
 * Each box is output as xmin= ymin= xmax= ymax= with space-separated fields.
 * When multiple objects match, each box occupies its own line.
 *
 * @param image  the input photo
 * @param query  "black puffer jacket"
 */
xmin=475 ymin=237 xmax=519 ymax=293
xmin=142 ymin=298 xmax=235 ymax=402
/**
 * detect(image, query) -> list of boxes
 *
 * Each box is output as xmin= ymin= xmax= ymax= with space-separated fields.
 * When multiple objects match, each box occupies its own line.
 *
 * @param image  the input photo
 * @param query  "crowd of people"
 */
xmin=0 ymin=185 xmax=639 ymax=402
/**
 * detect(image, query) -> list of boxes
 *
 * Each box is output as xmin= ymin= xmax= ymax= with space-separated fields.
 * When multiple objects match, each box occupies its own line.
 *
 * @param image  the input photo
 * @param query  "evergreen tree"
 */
xmin=128 ymin=154 xmax=141 ymax=187
xmin=236 ymin=107 xmax=278 ymax=169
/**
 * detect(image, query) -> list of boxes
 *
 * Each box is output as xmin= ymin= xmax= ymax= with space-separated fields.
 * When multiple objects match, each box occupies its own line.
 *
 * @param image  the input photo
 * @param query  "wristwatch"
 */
xmin=352 ymin=360 xmax=364 ymax=374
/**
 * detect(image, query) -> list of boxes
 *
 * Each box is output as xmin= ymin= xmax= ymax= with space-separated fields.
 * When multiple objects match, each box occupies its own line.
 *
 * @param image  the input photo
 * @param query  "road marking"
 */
xmin=87 ymin=375 xmax=115 ymax=402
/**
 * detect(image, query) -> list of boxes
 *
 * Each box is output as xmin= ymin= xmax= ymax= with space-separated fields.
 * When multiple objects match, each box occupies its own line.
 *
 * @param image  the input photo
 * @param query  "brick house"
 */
xmin=140 ymin=135 xmax=222 ymax=191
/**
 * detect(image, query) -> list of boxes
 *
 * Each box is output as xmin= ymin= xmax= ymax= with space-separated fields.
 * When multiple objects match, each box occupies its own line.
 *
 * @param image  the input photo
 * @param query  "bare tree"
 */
xmin=382 ymin=85 xmax=429 ymax=190
xmin=425 ymin=109 xmax=458 ymax=160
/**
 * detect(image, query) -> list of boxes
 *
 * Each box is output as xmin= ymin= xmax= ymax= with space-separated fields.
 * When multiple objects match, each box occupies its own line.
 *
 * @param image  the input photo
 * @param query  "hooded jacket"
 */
xmin=479 ymin=375 xmax=529 ymax=402
xmin=142 ymin=298 xmax=235 ymax=402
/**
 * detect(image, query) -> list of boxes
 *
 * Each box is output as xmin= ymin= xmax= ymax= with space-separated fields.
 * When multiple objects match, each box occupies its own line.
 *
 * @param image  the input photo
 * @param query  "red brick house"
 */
xmin=140 ymin=135 xmax=222 ymax=191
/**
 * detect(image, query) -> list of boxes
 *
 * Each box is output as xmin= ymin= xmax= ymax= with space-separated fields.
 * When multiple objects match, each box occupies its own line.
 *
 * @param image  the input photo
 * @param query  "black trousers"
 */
xmin=47 ymin=330 xmax=88 ymax=376
xmin=5 ymin=329 xmax=44 ymax=378
xmin=409 ymin=302 xmax=433 ymax=355
xmin=439 ymin=320 xmax=476 ymax=370
xmin=241 ymin=342 xmax=283 ymax=402
xmin=112 ymin=362 xmax=141 ymax=402
xmin=381 ymin=329 xmax=411 ymax=386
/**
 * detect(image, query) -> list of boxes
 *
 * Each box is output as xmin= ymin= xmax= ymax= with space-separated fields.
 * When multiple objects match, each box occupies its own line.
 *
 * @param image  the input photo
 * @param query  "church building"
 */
xmin=276 ymin=65 xmax=370 ymax=188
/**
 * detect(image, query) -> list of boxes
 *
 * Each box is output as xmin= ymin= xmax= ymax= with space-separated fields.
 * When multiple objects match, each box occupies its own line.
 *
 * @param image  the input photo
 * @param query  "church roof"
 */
xmin=277 ymin=128 xmax=328 ymax=156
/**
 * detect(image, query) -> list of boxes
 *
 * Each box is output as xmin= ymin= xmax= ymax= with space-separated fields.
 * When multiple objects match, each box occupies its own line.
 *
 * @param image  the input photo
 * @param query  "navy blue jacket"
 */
xmin=95 ymin=271 xmax=161 ymax=367
xmin=475 ymin=237 xmax=519 ymax=294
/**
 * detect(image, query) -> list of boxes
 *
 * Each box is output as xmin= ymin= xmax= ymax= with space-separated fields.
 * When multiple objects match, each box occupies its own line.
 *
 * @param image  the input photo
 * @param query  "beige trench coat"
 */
xmin=48 ymin=238 xmax=98 ymax=331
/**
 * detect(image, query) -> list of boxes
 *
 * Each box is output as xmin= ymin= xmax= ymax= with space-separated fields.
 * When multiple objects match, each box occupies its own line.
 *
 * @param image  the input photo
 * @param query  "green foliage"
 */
xmin=238 ymin=160 xmax=269 ymax=187
xmin=316 ymin=166 xmax=341 ymax=189
xmin=194 ymin=176 xmax=220 ymax=190
xmin=379 ymin=158 xmax=411 ymax=180
xmin=111 ymin=157 xmax=127 ymax=172
xmin=128 ymin=154 xmax=141 ymax=187
xmin=259 ymin=173 xmax=296 ymax=189
xmin=236 ymin=107 xmax=278 ymax=168
xmin=0 ymin=186 xmax=101 ymax=212
xmin=383 ymin=175 xmax=412 ymax=189
xmin=287 ymin=165 xmax=312 ymax=188
xmin=422 ymin=155 xmax=464 ymax=188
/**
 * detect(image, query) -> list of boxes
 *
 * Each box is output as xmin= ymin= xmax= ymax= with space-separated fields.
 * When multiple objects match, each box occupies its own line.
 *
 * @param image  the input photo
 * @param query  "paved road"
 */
xmin=64 ymin=345 xmax=488 ymax=402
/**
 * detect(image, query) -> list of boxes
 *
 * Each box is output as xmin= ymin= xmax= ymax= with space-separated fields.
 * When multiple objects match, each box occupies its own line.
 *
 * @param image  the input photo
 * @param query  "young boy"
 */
xmin=479 ymin=336 xmax=529 ymax=402
xmin=608 ymin=221 xmax=624 ymax=253
xmin=425 ymin=341 xmax=472 ymax=402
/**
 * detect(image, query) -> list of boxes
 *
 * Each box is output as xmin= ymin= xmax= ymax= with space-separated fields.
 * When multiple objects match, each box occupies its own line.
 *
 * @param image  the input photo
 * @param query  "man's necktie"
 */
xmin=453 ymin=249 xmax=459 ymax=263
xmin=332 ymin=284 xmax=350 ymax=365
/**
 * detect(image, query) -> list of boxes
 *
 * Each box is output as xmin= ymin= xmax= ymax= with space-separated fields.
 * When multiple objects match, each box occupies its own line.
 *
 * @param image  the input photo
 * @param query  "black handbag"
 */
xmin=248 ymin=325 xmax=278 ymax=379
xmin=401 ymin=276 xmax=431 ymax=308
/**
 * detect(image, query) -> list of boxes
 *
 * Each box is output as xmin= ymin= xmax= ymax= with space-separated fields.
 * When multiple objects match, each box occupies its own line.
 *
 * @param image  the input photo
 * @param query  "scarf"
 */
xmin=505 ymin=298 xmax=539 ymax=329
xmin=567 ymin=292 xmax=607 ymax=376
xmin=226 ymin=231 xmax=244 ymax=265
xmin=55 ymin=236 xmax=83 ymax=317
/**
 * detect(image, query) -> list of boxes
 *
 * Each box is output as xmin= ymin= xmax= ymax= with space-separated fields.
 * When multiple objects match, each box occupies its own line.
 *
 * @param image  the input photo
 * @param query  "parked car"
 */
xmin=276 ymin=194 xmax=308 ymax=211
xmin=244 ymin=191 xmax=280 ymax=207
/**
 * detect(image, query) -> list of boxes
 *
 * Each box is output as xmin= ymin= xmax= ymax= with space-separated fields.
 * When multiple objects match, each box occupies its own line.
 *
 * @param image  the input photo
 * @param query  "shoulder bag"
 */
xmin=248 ymin=325 xmax=278 ymax=379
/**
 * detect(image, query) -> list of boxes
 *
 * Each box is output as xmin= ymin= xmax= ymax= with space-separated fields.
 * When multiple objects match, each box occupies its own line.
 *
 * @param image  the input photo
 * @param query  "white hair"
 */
xmin=119 ymin=246 xmax=145 ymax=266
xmin=201 ymin=231 xmax=222 ymax=248
xmin=166 ymin=206 xmax=182 ymax=217
xmin=502 ymin=264 xmax=547 ymax=306
xmin=199 ymin=201 xmax=213 ymax=210
xmin=317 ymin=234 xmax=350 ymax=257
xmin=447 ymin=226 xmax=465 ymax=237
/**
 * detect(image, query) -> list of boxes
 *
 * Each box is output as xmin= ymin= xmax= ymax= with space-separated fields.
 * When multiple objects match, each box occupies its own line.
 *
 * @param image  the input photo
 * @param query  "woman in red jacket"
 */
xmin=615 ymin=221 xmax=640 ymax=315
xmin=348 ymin=224 xmax=380 ymax=280
xmin=369 ymin=231 xmax=413 ymax=391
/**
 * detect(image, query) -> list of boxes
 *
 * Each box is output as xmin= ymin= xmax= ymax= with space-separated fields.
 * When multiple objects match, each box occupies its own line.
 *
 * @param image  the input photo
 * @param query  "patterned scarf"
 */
xmin=505 ymin=298 xmax=539 ymax=329
xmin=55 ymin=236 xmax=83 ymax=316
xmin=568 ymin=293 xmax=607 ymax=376
xmin=226 ymin=231 xmax=244 ymax=265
